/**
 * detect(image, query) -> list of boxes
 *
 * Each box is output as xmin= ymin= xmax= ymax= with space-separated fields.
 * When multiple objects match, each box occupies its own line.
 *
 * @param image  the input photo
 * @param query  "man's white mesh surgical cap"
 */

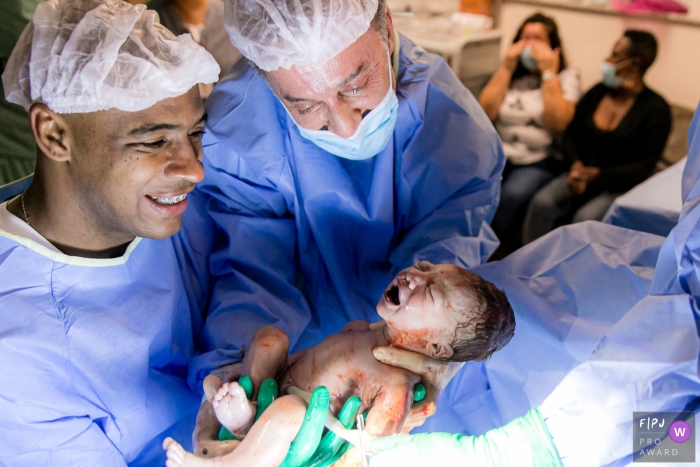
xmin=2 ymin=0 xmax=220 ymax=114
xmin=224 ymin=0 xmax=380 ymax=71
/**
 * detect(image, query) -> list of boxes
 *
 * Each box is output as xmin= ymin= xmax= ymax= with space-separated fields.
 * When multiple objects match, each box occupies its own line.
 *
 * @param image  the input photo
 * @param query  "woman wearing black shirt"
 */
xmin=522 ymin=30 xmax=672 ymax=243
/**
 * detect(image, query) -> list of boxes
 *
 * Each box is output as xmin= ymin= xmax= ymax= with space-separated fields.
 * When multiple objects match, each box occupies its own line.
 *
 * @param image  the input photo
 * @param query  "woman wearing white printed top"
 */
xmin=480 ymin=13 xmax=581 ymax=249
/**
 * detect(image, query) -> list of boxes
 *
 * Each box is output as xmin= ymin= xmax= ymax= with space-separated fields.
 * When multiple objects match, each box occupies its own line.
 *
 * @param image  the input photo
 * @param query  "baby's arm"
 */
xmin=365 ymin=381 xmax=416 ymax=437
xmin=333 ymin=379 xmax=419 ymax=467
xmin=240 ymin=326 xmax=289 ymax=399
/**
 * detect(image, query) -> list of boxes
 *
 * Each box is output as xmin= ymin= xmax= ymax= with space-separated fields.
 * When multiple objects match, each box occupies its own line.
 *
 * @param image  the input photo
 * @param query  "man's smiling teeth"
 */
xmin=149 ymin=193 xmax=188 ymax=205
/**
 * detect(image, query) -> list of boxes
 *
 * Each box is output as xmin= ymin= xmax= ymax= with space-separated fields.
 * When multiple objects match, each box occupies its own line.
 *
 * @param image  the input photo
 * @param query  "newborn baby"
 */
xmin=164 ymin=261 xmax=515 ymax=467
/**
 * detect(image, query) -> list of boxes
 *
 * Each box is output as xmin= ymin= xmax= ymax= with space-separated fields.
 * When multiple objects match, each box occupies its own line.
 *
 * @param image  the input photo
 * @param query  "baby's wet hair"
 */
xmin=446 ymin=268 xmax=515 ymax=362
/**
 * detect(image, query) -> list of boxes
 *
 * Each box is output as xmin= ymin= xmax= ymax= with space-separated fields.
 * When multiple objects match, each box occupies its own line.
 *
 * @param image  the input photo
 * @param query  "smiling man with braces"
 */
xmin=0 ymin=0 xmax=223 ymax=464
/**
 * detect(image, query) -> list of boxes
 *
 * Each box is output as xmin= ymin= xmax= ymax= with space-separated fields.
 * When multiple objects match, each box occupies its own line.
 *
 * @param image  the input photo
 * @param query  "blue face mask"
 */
xmin=291 ymin=55 xmax=399 ymax=161
xmin=519 ymin=47 xmax=539 ymax=72
xmin=601 ymin=61 xmax=622 ymax=89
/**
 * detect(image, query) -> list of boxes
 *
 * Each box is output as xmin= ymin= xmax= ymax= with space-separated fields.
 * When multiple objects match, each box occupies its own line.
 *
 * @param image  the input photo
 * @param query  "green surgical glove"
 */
xmin=218 ymin=379 xmax=340 ymax=467
xmin=279 ymin=386 xmax=331 ymax=467
xmin=368 ymin=408 xmax=563 ymax=467
xmin=304 ymin=383 xmax=426 ymax=467
xmin=305 ymin=395 xmax=362 ymax=467
xmin=220 ymin=379 xmax=429 ymax=467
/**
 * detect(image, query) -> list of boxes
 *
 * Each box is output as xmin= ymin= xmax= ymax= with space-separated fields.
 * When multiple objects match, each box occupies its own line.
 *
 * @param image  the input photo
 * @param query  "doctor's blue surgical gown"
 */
xmin=181 ymin=33 xmax=504 ymax=386
xmin=418 ymin=104 xmax=700 ymax=465
xmin=0 ymin=236 xmax=202 ymax=466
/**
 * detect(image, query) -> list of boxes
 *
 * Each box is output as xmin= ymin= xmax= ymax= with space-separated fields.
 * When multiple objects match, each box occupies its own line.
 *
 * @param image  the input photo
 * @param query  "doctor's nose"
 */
xmin=326 ymin=102 xmax=363 ymax=138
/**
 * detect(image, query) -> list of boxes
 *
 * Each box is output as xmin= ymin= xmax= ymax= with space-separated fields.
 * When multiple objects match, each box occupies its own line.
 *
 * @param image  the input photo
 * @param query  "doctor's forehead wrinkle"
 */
xmin=276 ymin=61 xmax=367 ymax=104
xmin=281 ymin=63 xmax=367 ymax=103
xmin=340 ymin=64 xmax=366 ymax=87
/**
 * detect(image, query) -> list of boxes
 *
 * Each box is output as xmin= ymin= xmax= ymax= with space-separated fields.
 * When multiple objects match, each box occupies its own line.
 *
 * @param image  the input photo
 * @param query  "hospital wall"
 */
xmin=499 ymin=2 xmax=700 ymax=109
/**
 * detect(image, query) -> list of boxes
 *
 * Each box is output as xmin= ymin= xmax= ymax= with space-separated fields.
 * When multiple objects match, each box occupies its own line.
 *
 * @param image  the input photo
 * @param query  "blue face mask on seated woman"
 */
xmin=600 ymin=62 xmax=622 ymax=89
xmin=288 ymin=54 xmax=399 ymax=161
xmin=519 ymin=47 xmax=539 ymax=72
xmin=600 ymin=58 xmax=634 ymax=89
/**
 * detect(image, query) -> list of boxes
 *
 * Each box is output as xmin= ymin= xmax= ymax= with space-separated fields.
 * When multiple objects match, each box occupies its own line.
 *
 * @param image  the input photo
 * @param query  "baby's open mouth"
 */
xmin=385 ymin=284 xmax=400 ymax=305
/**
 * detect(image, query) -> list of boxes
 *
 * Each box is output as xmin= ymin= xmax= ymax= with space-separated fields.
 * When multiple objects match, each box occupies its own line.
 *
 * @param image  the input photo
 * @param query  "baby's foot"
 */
xmin=203 ymin=375 xmax=224 ymax=403
xmin=212 ymin=382 xmax=255 ymax=438
xmin=164 ymin=438 xmax=216 ymax=467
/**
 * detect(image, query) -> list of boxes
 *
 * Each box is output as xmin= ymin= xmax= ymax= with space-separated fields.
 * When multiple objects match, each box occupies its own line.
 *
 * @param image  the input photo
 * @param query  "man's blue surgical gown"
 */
xmin=0 ymin=234 xmax=202 ymax=466
xmin=181 ymin=33 xmax=504 ymax=387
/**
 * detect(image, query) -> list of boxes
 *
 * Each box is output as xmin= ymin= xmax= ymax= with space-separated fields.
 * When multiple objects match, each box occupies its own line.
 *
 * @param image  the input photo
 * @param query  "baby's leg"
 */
xmin=164 ymin=438 xmax=218 ymax=467
xmin=164 ymin=395 xmax=307 ymax=467
xmin=225 ymin=394 xmax=307 ymax=464
xmin=197 ymin=327 xmax=289 ymax=447
xmin=241 ymin=326 xmax=289 ymax=399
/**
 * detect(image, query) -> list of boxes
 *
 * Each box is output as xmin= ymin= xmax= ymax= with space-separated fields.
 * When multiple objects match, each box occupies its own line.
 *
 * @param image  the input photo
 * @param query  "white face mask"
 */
xmin=601 ymin=62 xmax=622 ymax=89
xmin=289 ymin=54 xmax=399 ymax=160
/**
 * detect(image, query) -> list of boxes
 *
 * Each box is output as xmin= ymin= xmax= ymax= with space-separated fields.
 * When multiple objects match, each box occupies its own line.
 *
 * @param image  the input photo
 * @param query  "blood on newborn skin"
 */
xmin=282 ymin=321 xmax=421 ymax=437
xmin=384 ymin=328 xmax=436 ymax=352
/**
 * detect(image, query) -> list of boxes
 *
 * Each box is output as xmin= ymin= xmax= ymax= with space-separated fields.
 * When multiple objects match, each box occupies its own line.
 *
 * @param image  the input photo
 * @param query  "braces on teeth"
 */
xmin=151 ymin=193 xmax=188 ymax=205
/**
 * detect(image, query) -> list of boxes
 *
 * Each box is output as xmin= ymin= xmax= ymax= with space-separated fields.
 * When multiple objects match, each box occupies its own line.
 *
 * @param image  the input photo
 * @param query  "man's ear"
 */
xmin=385 ymin=5 xmax=395 ymax=57
xmin=29 ymin=103 xmax=72 ymax=162
xmin=426 ymin=341 xmax=453 ymax=360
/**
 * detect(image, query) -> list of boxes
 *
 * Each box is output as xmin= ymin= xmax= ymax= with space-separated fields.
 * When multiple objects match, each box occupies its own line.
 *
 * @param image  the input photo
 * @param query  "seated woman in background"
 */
xmin=480 ymin=13 xmax=580 ymax=250
xmin=523 ymin=30 xmax=672 ymax=244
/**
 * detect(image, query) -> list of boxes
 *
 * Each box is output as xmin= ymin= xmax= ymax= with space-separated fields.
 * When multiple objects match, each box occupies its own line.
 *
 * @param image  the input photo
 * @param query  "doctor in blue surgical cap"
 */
xmin=0 ymin=0 xmax=221 ymax=465
xmin=366 ymin=105 xmax=700 ymax=466
xmin=180 ymin=0 xmax=504 ymax=400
